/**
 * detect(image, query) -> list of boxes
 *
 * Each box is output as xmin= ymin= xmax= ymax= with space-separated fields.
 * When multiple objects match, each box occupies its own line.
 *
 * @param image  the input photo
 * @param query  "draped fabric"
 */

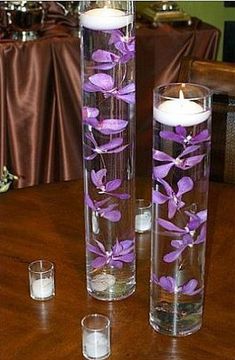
xmin=0 ymin=3 xmax=219 ymax=188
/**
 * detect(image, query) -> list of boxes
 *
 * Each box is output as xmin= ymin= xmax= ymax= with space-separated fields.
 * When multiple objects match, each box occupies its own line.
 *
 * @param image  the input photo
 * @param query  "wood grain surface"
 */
xmin=0 ymin=179 xmax=234 ymax=360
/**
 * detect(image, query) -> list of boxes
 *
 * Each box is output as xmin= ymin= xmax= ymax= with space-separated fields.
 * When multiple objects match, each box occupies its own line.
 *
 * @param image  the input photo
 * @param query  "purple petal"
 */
xmin=84 ymin=153 xmax=97 ymax=161
xmin=109 ymin=192 xmax=130 ymax=199
xmin=87 ymin=244 xmax=104 ymax=256
xmin=99 ymin=137 xmax=123 ymax=151
xmin=109 ymin=144 xmax=128 ymax=153
xmin=116 ymin=253 xmax=135 ymax=263
xmin=112 ymin=239 xmax=122 ymax=255
xmin=159 ymin=131 xmax=183 ymax=144
xmin=168 ymin=199 xmax=177 ymax=219
xmin=152 ymin=190 xmax=168 ymax=204
xmin=83 ymin=106 xmax=99 ymax=119
xmin=84 ymin=82 xmax=100 ymax=92
xmin=153 ymin=163 xmax=174 ymax=179
xmin=170 ymin=239 xmax=185 ymax=249
xmin=95 ymin=119 xmax=128 ymax=135
xmin=118 ymin=83 xmax=135 ymax=94
xmin=180 ymin=155 xmax=205 ymax=169
xmin=116 ymin=92 xmax=135 ymax=104
xmin=175 ymin=125 xmax=187 ymax=137
xmin=89 ymin=73 xmax=114 ymax=91
xmin=192 ymin=129 xmax=210 ymax=144
xmin=197 ymin=210 xmax=207 ymax=223
xmin=158 ymin=218 xmax=185 ymax=233
xmin=95 ymin=197 xmax=110 ymax=208
xmin=102 ymin=210 xmax=121 ymax=222
xmin=177 ymin=176 xmax=194 ymax=197
xmin=84 ymin=117 xmax=99 ymax=127
xmin=91 ymin=169 xmax=107 ymax=188
xmin=105 ymin=179 xmax=121 ymax=192
xmin=120 ymin=240 xmax=134 ymax=249
xmin=91 ymin=256 xmax=107 ymax=269
xmin=195 ymin=223 xmax=207 ymax=244
xmin=92 ymin=49 xmax=119 ymax=63
xmin=109 ymin=260 xmax=123 ymax=269
xmin=179 ymin=145 xmax=200 ymax=158
xmin=157 ymin=177 xmax=173 ymax=197
xmin=163 ymin=247 xmax=185 ymax=263
xmin=182 ymin=279 xmax=199 ymax=295
xmin=85 ymin=194 xmax=96 ymax=210
xmin=85 ymin=132 xmax=97 ymax=146
xmin=153 ymin=150 xmax=174 ymax=162
xmin=159 ymin=276 xmax=175 ymax=292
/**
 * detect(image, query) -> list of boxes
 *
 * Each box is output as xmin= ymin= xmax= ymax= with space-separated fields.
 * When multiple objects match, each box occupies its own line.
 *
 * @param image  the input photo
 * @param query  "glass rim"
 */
xmin=136 ymin=199 xmax=152 ymax=210
xmin=81 ymin=313 xmax=110 ymax=331
xmin=153 ymin=82 xmax=213 ymax=101
xmin=28 ymin=260 xmax=54 ymax=274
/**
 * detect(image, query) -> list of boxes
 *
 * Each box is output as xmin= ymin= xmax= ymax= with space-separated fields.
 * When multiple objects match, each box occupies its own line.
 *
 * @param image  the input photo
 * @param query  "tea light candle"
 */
xmin=80 ymin=8 xmax=133 ymax=30
xmin=154 ymin=90 xmax=211 ymax=127
xmin=135 ymin=213 xmax=151 ymax=232
xmin=85 ymin=332 xmax=109 ymax=358
xmin=32 ymin=278 xmax=54 ymax=299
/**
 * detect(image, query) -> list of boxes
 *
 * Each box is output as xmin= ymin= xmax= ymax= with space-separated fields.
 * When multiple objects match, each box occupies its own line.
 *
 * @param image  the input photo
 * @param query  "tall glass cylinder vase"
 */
xmin=80 ymin=1 xmax=135 ymax=301
xmin=150 ymin=83 xmax=211 ymax=336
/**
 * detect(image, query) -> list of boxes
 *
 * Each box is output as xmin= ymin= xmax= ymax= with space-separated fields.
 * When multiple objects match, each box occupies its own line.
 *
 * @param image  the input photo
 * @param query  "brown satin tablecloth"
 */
xmin=0 ymin=12 xmax=219 ymax=188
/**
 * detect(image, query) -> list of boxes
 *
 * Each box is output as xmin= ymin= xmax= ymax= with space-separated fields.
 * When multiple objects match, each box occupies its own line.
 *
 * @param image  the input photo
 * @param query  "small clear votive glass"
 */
xmin=135 ymin=199 xmax=152 ymax=233
xmin=81 ymin=314 xmax=111 ymax=360
xmin=28 ymin=260 xmax=55 ymax=301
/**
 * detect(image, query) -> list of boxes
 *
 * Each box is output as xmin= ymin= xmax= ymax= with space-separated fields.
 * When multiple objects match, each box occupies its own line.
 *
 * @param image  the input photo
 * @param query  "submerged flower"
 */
xmin=153 ymin=145 xmax=205 ymax=178
xmin=87 ymin=239 xmax=135 ymax=269
xmin=160 ymin=125 xmax=210 ymax=148
xmin=152 ymin=176 xmax=193 ymax=219
xmin=92 ymin=49 xmax=120 ymax=70
xmin=108 ymin=29 xmax=135 ymax=63
xmin=91 ymin=169 xmax=130 ymax=200
xmin=84 ymin=73 xmax=135 ymax=104
xmin=83 ymin=106 xmax=128 ymax=135
xmin=85 ymin=194 xmax=121 ymax=222
xmin=84 ymin=132 xmax=128 ymax=160
xmin=152 ymin=274 xmax=201 ymax=296
xmin=158 ymin=210 xmax=207 ymax=263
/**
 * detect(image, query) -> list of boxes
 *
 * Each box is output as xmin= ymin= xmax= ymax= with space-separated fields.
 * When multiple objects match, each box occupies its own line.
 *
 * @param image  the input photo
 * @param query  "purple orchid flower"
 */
xmin=160 ymin=125 xmax=210 ymax=148
xmin=83 ymin=106 xmax=128 ymax=135
xmin=153 ymin=145 xmax=205 ymax=178
xmin=84 ymin=73 xmax=135 ymax=104
xmin=152 ymin=176 xmax=194 ymax=219
xmin=107 ymin=30 xmax=135 ymax=63
xmin=91 ymin=169 xmax=130 ymax=200
xmin=85 ymin=193 xmax=121 ymax=222
xmin=84 ymin=132 xmax=128 ymax=160
xmin=158 ymin=210 xmax=207 ymax=263
xmin=152 ymin=274 xmax=201 ymax=296
xmin=87 ymin=239 xmax=135 ymax=269
xmin=92 ymin=49 xmax=120 ymax=70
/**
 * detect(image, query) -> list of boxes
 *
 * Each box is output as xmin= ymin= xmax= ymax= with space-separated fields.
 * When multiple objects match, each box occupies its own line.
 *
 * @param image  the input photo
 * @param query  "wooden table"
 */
xmin=0 ymin=179 xmax=234 ymax=360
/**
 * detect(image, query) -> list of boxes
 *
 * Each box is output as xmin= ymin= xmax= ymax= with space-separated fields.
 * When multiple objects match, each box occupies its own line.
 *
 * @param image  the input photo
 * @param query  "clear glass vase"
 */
xmin=150 ymin=83 xmax=211 ymax=336
xmin=80 ymin=0 xmax=135 ymax=301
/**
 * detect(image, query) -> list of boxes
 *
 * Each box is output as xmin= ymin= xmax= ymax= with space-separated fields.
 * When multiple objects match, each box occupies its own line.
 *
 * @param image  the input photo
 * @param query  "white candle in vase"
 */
xmin=85 ymin=332 xmax=109 ymax=358
xmin=80 ymin=8 xmax=133 ymax=30
xmin=154 ymin=90 xmax=211 ymax=127
xmin=32 ymin=278 xmax=54 ymax=299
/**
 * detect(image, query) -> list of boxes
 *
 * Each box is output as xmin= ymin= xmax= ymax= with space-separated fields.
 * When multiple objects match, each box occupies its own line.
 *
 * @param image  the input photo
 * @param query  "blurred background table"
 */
xmin=0 ymin=178 xmax=234 ymax=360
xmin=0 ymin=3 xmax=219 ymax=187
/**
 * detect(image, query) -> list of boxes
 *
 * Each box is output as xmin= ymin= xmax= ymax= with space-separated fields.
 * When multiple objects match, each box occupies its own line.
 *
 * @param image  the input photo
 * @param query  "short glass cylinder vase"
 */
xmin=150 ymin=83 xmax=211 ymax=336
xmin=80 ymin=1 xmax=136 ymax=301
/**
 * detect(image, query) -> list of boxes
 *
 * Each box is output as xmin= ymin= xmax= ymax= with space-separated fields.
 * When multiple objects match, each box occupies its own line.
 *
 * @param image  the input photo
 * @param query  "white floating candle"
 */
xmin=85 ymin=332 xmax=109 ymax=358
xmin=32 ymin=278 xmax=54 ymax=299
xmin=80 ymin=8 xmax=133 ymax=30
xmin=154 ymin=90 xmax=211 ymax=127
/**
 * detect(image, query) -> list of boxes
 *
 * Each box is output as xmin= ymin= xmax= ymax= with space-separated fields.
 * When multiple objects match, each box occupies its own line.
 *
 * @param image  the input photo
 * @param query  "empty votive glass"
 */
xmin=135 ymin=199 xmax=152 ymax=233
xmin=28 ymin=260 xmax=55 ymax=301
xmin=81 ymin=314 xmax=111 ymax=360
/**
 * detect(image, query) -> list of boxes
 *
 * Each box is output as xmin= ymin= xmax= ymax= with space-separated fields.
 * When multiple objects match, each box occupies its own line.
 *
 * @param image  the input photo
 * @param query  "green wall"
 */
xmin=137 ymin=1 xmax=235 ymax=60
